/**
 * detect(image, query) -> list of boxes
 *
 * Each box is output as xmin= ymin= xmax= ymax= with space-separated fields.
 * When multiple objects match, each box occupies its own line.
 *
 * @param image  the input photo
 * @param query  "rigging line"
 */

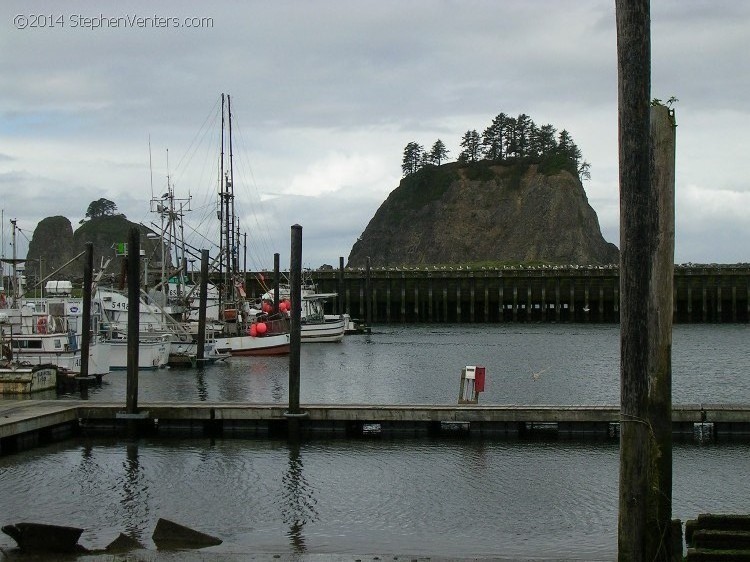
xmin=173 ymin=96 xmax=221 ymax=181
xmin=231 ymin=118 xmax=275 ymax=265
xmin=149 ymin=134 xmax=154 ymax=200
xmin=175 ymin=106 xmax=221 ymax=191
xmin=171 ymin=111 xmax=222 ymax=256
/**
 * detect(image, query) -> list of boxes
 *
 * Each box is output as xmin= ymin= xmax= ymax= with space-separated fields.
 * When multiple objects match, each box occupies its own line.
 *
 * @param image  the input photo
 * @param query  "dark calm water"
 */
xmin=1 ymin=324 xmax=749 ymax=559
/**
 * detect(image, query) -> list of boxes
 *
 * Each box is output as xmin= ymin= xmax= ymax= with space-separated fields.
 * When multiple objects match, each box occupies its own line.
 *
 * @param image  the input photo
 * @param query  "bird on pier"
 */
xmin=531 ymin=366 xmax=550 ymax=381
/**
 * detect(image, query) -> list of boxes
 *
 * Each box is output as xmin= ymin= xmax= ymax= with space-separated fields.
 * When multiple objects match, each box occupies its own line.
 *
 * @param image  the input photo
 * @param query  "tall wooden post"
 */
xmin=126 ymin=228 xmax=140 ymax=414
xmin=197 ymin=249 xmax=208 ymax=362
xmin=288 ymin=225 xmax=302 ymax=416
xmin=78 ymin=242 xmax=93 ymax=398
xmin=617 ymin=1 xmax=677 ymax=559
xmin=365 ymin=257 xmax=372 ymax=327
xmin=274 ymin=252 xmax=280 ymax=315
xmin=339 ymin=256 xmax=345 ymax=316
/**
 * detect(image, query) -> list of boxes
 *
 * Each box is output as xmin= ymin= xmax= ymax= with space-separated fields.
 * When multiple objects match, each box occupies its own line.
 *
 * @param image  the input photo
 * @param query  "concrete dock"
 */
xmin=2 ymin=401 xmax=749 ymax=454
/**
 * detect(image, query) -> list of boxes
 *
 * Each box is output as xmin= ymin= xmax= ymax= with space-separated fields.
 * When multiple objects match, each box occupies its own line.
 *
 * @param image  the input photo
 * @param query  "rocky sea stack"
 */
xmin=347 ymin=161 xmax=618 ymax=267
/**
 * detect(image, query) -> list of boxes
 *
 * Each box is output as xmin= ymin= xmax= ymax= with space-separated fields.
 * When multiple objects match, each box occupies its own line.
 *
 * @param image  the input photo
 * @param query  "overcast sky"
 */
xmin=1 ymin=1 xmax=749 ymax=270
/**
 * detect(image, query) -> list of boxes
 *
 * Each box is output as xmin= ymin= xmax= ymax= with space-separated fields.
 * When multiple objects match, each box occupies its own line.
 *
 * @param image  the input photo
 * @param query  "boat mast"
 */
xmin=10 ymin=218 xmax=17 ymax=303
xmin=0 ymin=209 xmax=4 ymax=292
xmin=218 ymin=93 xmax=227 ymax=308
xmin=228 ymin=94 xmax=236 ymax=278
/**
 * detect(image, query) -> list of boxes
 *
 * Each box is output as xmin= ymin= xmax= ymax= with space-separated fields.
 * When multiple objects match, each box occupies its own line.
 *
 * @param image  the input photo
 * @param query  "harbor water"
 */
xmin=1 ymin=323 xmax=749 ymax=559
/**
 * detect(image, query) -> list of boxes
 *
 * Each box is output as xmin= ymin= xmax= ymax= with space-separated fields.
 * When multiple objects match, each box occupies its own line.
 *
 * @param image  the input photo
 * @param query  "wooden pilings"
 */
xmin=241 ymin=265 xmax=750 ymax=324
xmin=125 ymin=228 xmax=141 ymax=416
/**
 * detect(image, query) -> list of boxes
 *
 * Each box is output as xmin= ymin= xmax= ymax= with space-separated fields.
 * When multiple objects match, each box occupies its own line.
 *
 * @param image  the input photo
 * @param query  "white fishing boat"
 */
xmin=208 ymin=93 xmax=291 ymax=356
xmin=213 ymin=315 xmax=291 ymax=356
xmin=96 ymin=285 xmax=228 ymax=368
xmin=260 ymin=283 xmax=346 ymax=343
xmin=105 ymin=331 xmax=170 ymax=370
xmin=300 ymin=293 xmax=346 ymax=342
xmin=0 ymin=225 xmax=110 ymax=378
xmin=7 ymin=289 xmax=111 ymax=377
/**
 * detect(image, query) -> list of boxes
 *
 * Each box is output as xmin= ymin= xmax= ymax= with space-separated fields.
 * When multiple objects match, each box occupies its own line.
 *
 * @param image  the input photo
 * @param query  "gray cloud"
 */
xmin=2 ymin=0 xmax=748 ymax=266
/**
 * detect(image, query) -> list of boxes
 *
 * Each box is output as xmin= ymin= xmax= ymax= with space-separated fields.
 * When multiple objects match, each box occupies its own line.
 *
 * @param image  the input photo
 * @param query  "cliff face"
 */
xmin=347 ymin=162 xmax=619 ymax=267
xmin=26 ymin=216 xmax=77 ymax=278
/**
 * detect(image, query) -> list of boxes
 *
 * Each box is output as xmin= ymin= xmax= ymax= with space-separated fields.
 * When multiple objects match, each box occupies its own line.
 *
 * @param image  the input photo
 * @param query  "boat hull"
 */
xmin=301 ymin=317 xmax=345 ymax=343
xmin=0 ymin=364 xmax=58 ymax=394
xmin=214 ymin=332 xmax=290 ymax=356
xmin=10 ymin=336 xmax=111 ymax=376
xmin=107 ymin=336 xmax=170 ymax=370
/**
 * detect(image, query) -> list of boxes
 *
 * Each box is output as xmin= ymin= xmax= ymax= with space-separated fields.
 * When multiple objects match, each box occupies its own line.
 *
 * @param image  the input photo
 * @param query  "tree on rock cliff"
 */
xmin=84 ymin=198 xmax=121 ymax=220
xmin=402 ymin=142 xmax=425 ymax=176
xmin=428 ymin=140 xmax=449 ymax=166
xmin=458 ymin=129 xmax=481 ymax=163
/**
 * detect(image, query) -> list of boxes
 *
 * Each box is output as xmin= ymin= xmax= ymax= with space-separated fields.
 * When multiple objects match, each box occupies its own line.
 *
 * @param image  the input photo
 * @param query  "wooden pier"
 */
xmin=2 ymin=401 xmax=749 ymax=455
xmin=242 ymin=264 xmax=750 ymax=323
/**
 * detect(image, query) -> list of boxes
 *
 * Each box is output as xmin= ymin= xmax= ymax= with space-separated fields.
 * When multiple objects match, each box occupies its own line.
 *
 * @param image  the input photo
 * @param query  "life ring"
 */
xmin=37 ymin=316 xmax=48 ymax=334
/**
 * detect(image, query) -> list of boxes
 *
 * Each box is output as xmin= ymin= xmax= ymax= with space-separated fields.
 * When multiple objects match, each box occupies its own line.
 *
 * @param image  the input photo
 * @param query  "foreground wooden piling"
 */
xmin=126 ymin=228 xmax=140 ymax=415
xmin=616 ymin=1 xmax=677 ymax=559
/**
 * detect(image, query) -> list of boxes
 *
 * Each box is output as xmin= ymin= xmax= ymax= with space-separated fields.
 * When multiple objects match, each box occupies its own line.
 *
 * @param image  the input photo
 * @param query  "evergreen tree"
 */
xmin=557 ymin=129 xmax=575 ymax=160
xmin=401 ymin=142 xmax=425 ymax=176
xmin=85 ymin=198 xmax=119 ymax=219
xmin=533 ymin=124 xmax=558 ymax=157
xmin=578 ymin=160 xmax=592 ymax=181
xmin=514 ymin=113 xmax=533 ymax=158
xmin=428 ymin=139 xmax=449 ymax=166
xmin=481 ymin=113 xmax=508 ymax=160
xmin=459 ymin=129 xmax=481 ymax=163
xmin=504 ymin=116 xmax=518 ymax=158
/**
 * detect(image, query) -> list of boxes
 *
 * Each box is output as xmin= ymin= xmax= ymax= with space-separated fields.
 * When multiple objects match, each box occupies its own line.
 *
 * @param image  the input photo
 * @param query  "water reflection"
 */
xmin=119 ymin=441 xmax=150 ymax=538
xmin=281 ymin=439 xmax=318 ymax=553
xmin=195 ymin=368 xmax=208 ymax=402
xmin=270 ymin=372 xmax=284 ymax=403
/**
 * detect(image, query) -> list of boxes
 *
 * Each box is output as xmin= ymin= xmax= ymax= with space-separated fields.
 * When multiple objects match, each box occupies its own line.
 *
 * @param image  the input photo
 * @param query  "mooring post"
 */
xmin=339 ymin=256 xmax=345 ymax=316
xmin=126 ymin=228 xmax=140 ymax=414
xmin=616 ymin=1 xmax=677 ymax=559
xmin=288 ymin=225 xmax=303 ymax=419
xmin=197 ymin=249 xmax=208 ymax=362
xmin=648 ymin=102 xmax=677 ymax=559
xmin=365 ymin=256 xmax=372 ymax=328
xmin=78 ymin=242 xmax=93 ymax=398
xmin=274 ymin=252 xmax=280 ymax=315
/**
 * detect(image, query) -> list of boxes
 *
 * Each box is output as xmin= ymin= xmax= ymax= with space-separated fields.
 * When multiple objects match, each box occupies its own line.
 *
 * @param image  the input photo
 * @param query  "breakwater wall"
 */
xmin=244 ymin=264 xmax=750 ymax=324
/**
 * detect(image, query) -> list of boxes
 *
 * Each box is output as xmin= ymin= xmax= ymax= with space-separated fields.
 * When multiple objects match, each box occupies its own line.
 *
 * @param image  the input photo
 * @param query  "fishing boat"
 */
xmin=1 ymin=222 xmax=110 ymax=378
xmin=0 ymin=304 xmax=59 ymax=395
xmin=208 ymin=93 xmax=291 ymax=356
xmin=0 ymin=362 xmax=58 ymax=394
xmin=260 ymin=279 xmax=346 ymax=343
xmin=213 ymin=313 xmax=290 ymax=356
xmin=96 ymin=285 xmax=228 ymax=368
xmin=7 ymin=287 xmax=111 ymax=377
xmin=299 ymin=293 xmax=346 ymax=342
xmin=259 ymin=291 xmax=345 ymax=343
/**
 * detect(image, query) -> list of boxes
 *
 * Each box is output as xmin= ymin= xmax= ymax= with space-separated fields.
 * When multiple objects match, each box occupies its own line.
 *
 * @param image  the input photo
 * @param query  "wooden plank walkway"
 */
xmin=2 ymin=401 xmax=750 ymax=454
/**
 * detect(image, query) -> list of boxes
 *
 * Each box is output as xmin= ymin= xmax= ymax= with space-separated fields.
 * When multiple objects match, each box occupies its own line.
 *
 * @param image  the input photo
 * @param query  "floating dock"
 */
xmin=1 ymin=401 xmax=749 ymax=454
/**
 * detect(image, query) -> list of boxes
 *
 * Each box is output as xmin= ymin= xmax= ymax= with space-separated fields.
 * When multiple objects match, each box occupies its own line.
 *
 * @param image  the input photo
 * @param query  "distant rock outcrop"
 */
xmin=25 ymin=215 xmax=163 ymax=283
xmin=347 ymin=161 xmax=619 ymax=267
xmin=26 ymin=216 xmax=77 ymax=278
